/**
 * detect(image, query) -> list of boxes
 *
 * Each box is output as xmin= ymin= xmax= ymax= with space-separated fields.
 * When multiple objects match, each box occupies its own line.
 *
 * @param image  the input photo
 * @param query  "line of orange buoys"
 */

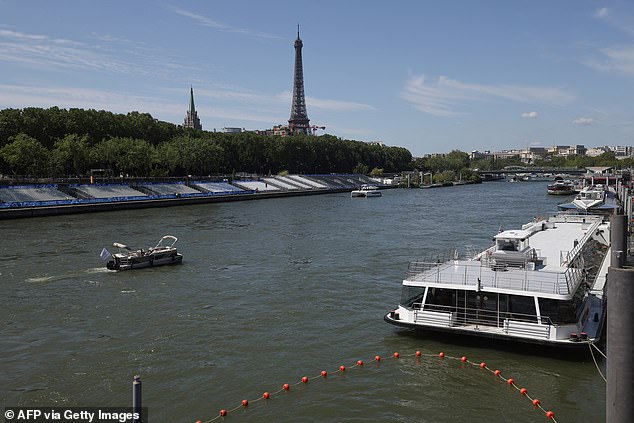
xmin=196 ymin=350 xmax=558 ymax=423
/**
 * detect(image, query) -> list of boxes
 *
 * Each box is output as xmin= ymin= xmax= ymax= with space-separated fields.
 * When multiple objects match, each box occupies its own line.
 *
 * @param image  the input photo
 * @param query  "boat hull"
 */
xmin=384 ymin=310 xmax=603 ymax=349
xmin=107 ymin=253 xmax=183 ymax=271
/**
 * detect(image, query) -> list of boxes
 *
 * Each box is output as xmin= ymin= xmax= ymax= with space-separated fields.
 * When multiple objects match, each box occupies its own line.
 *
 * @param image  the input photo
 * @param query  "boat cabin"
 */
xmin=491 ymin=229 xmax=536 ymax=268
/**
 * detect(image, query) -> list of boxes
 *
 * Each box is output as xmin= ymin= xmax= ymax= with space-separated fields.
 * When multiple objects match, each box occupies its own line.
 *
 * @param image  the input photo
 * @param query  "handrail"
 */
xmin=406 ymin=259 xmax=574 ymax=295
xmin=413 ymin=303 xmax=555 ymax=335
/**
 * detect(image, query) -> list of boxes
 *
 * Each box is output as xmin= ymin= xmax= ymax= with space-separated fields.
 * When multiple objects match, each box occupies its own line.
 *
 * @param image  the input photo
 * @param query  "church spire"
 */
xmin=184 ymin=86 xmax=202 ymax=130
xmin=189 ymin=86 xmax=196 ymax=115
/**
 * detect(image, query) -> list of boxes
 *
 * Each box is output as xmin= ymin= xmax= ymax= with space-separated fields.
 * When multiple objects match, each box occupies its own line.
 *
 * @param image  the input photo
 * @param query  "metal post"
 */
xmin=133 ymin=375 xmax=142 ymax=423
xmin=607 ymin=213 xmax=634 ymax=423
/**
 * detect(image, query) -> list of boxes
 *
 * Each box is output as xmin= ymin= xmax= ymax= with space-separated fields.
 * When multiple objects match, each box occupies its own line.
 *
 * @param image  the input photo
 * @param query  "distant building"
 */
xmin=222 ymin=127 xmax=244 ymax=133
xmin=183 ymin=86 xmax=202 ymax=130
xmin=586 ymin=147 xmax=607 ymax=157
xmin=470 ymin=150 xmax=494 ymax=160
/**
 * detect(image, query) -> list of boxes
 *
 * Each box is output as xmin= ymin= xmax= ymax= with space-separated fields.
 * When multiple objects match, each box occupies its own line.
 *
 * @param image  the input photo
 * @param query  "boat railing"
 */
xmin=413 ymin=304 xmax=553 ymax=339
xmin=561 ymin=217 xmax=602 ymax=266
xmin=406 ymin=259 xmax=576 ymax=295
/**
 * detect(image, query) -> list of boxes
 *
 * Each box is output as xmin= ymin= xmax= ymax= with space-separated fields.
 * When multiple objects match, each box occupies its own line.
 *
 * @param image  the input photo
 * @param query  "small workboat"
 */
xmin=104 ymin=235 xmax=183 ymax=271
xmin=351 ymin=185 xmax=382 ymax=198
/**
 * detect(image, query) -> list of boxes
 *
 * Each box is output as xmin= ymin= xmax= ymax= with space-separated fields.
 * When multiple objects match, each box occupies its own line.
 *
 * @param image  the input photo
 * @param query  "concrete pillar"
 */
xmin=607 ymin=214 xmax=634 ymax=423
xmin=611 ymin=215 xmax=627 ymax=268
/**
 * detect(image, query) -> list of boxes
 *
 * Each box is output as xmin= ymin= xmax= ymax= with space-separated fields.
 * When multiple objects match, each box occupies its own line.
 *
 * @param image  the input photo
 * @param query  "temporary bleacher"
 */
xmin=74 ymin=184 xmax=147 ymax=199
xmin=140 ymin=182 xmax=201 ymax=195
xmin=0 ymin=185 xmax=71 ymax=203
xmin=193 ymin=182 xmax=244 ymax=194
xmin=275 ymin=176 xmax=313 ymax=189
xmin=233 ymin=180 xmax=280 ymax=192
xmin=262 ymin=177 xmax=299 ymax=190
xmin=287 ymin=175 xmax=328 ymax=189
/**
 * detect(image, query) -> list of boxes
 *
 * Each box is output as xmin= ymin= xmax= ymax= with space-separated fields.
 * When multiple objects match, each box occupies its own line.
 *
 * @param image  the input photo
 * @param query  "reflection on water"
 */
xmin=0 ymin=182 xmax=605 ymax=422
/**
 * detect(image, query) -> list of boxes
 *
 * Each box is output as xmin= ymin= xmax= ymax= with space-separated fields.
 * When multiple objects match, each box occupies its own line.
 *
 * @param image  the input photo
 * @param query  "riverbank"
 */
xmin=0 ymin=174 xmax=389 ymax=219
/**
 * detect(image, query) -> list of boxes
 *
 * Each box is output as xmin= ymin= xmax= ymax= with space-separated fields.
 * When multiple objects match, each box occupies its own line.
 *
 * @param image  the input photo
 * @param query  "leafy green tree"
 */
xmin=50 ymin=134 xmax=91 ymax=177
xmin=370 ymin=167 xmax=384 ymax=177
xmin=0 ymin=133 xmax=50 ymax=176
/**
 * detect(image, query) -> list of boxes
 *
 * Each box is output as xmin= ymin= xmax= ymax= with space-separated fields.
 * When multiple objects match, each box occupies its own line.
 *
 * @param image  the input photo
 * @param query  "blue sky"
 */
xmin=1 ymin=1 xmax=633 ymax=156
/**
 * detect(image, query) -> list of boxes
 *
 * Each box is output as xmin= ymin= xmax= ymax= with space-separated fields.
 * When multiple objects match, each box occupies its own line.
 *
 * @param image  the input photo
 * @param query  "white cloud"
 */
xmin=401 ymin=74 xmax=575 ymax=117
xmin=573 ymin=117 xmax=595 ymax=125
xmin=586 ymin=46 xmax=634 ymax=76
xmin=0 ymin=28 xmax=137 ymax=74
xmin=275 ymin=90 xmax=375 ymax=112
xmin=521 ymin=111 xmax=539 ymax=119
xmin=595 ymin=8 xmax=609 ymax=19
xmin=169 ymin=6 xmax=281 ymax=39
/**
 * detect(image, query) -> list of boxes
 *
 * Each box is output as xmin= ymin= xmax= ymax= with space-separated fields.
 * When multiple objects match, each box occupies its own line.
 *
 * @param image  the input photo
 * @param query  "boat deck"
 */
xmin=405 ymin=215 xmax=604 ymax=298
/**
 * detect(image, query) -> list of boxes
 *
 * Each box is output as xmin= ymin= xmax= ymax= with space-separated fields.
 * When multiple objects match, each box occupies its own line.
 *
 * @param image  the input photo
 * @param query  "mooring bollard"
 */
xmin=133 ymin=375 xmax=142 ymax=423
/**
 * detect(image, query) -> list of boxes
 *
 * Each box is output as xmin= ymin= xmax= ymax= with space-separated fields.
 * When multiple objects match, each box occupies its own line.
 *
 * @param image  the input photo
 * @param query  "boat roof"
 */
xmin=404 ymin=214 xmax=606 ymax=299
xmin=494 ymin=229 xmax=530 ymax=240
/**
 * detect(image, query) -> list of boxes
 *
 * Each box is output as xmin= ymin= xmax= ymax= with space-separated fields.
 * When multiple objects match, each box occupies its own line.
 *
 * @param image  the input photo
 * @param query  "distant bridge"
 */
xmin=477 ymin=167 xmax=586 ymax=177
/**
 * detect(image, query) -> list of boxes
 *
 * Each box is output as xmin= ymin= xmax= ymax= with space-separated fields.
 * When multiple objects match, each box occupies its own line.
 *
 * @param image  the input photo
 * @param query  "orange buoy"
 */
xmin=393 ymin=352 xmax=400 ymax=358
xmin=415 ymin=350 xmax=422 ymax=357
xmin=546 ymin=411 xmax=555 ymax=420
xmin=461 ymin=356 xmax=467 ymax=363
xmin=219 ymin=409 xmax=227 ymax=417
xmin=321 ymin=370 xmax=328 ymax=377
xmin=507 ymin=378 xmax=514 ymax=385
xmin=339 ymin=365 xmax=346 ymax=372
xmin=532 ymin=399 xmax=541 ymax=407
xmin=494 ymin=369 xmax=501 ymax=376
xmin=479 ymin=362 xmax=487 ymax=369
xmin=375 ymin=355 xmax=381 ymax=362
xmin=263 ymin=392 xmax=270 ymax=399
xmin=283 ymin=383 xmax=290 ymax=391
xmin=241 ymin=399 xmax=248 ymax=407
xmin=196 ymin=420 xmax=202 ymax=423
xmin=357 ymin=360 xmax=364 ymax=366
xmin=301 ymin=376 xmax=308 ymax=383
xmin=439 ymin=352 xmax=445 ymax=358
xmin=520 ymin=388 xmax=528 ymax=396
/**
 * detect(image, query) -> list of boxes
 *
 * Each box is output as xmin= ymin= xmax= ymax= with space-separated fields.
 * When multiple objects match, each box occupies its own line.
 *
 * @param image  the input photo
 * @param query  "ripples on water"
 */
xmin=0 ymin=182 xmax=606 ymax=422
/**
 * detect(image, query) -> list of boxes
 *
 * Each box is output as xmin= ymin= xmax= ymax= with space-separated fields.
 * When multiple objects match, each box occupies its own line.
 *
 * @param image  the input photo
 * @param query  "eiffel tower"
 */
xmin=288 ymin=25 xmax=310 ymax=135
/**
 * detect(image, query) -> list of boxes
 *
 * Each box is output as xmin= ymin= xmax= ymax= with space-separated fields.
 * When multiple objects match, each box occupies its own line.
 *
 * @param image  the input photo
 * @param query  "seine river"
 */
xmin=1 ymin=181 xmax=606 ymax=422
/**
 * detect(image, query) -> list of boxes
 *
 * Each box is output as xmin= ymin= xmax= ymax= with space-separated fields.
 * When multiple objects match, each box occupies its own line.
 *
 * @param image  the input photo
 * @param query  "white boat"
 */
xmin=384 ymin=214 xmax=610 ymax=347
xmin=105 ymin=235 xmax=183 ymax=271
xmin=351 ymin=185 xmax=382 ymax=198
xmin=558 ymin=184 xmax=619 ymax=213
xmin=546 ymin=178 xmax=577 ymax=195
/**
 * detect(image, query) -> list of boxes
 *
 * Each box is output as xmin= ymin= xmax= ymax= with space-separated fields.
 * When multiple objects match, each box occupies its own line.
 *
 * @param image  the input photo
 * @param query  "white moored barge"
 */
xmin=384 ymin=214 xmax=610 ymax=347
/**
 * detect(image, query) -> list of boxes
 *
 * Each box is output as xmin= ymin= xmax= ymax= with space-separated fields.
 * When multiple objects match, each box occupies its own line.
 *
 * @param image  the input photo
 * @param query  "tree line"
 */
xmin=0 ymin=107 xmax=412 ymax=178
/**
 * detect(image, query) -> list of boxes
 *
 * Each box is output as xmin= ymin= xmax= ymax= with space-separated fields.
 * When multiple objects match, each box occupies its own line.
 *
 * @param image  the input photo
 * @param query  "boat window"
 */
xmin=497 ymin=239 xmax=519 ymax=251
xmin=508 ymin=295 xmax=537 ymax=322
xmin=400 ymin=286 xmax=426 ymax=308
xmin=538 ymin=298 xmax=577 ymax=324
xmin=426 ymin=288 xmax=455 ymax=308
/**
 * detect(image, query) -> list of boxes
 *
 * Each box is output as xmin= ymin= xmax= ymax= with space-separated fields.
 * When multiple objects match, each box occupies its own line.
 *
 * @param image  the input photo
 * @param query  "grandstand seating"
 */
xmin=0 ymin=186 xmax=71 ymax=203
xmin=193 ymin=182 xmax=244 ymax=194
xmin=262 ymin=177 xmax=299 ymax=190
xmin=140 ymin=182 xmax=201 ymax=195
xmin=73 ymin=184 xmax=147 ymax=199
xmin=233 ymin=180 xmax=280 ymax=192
xmin=287 ymin=175 xmax=328 ymax=188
